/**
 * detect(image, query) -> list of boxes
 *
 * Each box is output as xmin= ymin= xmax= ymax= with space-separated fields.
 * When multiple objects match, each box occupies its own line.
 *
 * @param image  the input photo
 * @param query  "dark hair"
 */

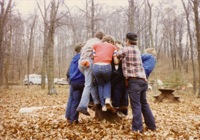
xmin=126 ymin=32 xmax=137 ymax=45
xmin=128 ymin=40 xmax=137 ymax=45
xmin=95 ymin=31 xmax=104 ymax=40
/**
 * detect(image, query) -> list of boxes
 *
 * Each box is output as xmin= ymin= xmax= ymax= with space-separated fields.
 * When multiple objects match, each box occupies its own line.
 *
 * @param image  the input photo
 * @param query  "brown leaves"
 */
xmin=1 ymin=86 xmax=200 ymax=139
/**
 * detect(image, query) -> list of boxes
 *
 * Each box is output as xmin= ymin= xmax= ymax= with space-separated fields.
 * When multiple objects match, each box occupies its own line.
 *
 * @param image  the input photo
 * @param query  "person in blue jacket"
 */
xmin=141 ymin=48 xmax=157 ymax=79
xmin=65 ymin=43 xmax=85 ymax=124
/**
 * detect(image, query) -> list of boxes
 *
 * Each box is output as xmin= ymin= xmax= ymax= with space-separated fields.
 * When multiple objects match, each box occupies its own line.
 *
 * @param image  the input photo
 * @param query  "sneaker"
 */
xmin=102 ymin=105 xmax=107 ymax=111
xmin=105 ymin=98 xmax=116 ymax=113
xmin=77 ymin=109 xmax=90 ymax=116
xmin=105 ymin=98 xmax=112 ymax=105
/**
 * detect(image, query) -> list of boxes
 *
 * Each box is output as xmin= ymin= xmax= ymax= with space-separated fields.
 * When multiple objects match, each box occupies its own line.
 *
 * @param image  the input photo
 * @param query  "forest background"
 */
xmin=0 ymin=0 xmax=199 ymax=95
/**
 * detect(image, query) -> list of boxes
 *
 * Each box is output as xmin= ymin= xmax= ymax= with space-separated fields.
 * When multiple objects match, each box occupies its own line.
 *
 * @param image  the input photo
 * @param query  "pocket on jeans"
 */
xmin=129 ymin=83 xmax=140 ymax=92
xmin=92 ymin=66 xmax=99 ymax=73
xmin=105 ymin=65 xmax=111 ymax=71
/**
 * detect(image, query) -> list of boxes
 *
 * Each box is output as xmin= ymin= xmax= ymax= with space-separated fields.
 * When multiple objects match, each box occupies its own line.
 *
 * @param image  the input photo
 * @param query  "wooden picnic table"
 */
xmin=154 ymin=89 xmax=180 ymax=103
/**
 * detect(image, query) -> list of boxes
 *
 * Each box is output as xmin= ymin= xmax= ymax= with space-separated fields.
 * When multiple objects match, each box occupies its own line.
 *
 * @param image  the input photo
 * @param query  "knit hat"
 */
xmin=126 ymin=32 xmax=137 ymax=42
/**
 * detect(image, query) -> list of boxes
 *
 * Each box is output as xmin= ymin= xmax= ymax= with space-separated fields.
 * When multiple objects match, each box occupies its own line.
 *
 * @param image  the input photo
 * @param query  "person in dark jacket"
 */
xmin=65 ymin=43 xmax=85 ymax=124
xmin=141 ymin=48 xmax=157 ymax=79
xmin=111 ymin=41 xmax=128 ymax=117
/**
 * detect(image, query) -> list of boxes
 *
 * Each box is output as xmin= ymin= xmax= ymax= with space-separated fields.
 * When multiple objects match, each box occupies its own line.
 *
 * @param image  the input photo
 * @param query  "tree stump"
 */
xmin=94 ymin=104 xmax=121 ymax=122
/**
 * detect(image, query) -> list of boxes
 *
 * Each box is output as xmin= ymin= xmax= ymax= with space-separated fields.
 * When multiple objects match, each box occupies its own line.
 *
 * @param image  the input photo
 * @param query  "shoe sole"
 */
xmin=105 ymin=104 xmax=116 ymax=113
xmin=77 ymin=110 xmax=90 ymax=116
xmin=117 ymin=112 xmax=126 ymax=118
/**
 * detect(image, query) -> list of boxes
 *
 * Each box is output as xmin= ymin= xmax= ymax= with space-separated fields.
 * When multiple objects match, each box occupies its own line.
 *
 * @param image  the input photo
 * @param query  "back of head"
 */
xmin=74 ymin=43 xmax=84 ymax=53
xmin=115 ymin=40 xmax=123 ymax=50
xmin=115 ymin=40 xmax=122 ymax=45
xmin=126 ymin=32 xmax=137 ymax=45
xmin=102 ymin=35 xmax=115 ymax=44
xmin=144 ymin=48 xmax=157 ymax=57
xmin=95 ymin=31 xmax=105 ymax=40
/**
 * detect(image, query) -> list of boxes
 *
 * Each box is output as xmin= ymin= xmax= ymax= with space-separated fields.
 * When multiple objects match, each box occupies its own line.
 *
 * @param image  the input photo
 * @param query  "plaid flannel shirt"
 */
xmin=117 ymin=45 xmax=147 ymax=81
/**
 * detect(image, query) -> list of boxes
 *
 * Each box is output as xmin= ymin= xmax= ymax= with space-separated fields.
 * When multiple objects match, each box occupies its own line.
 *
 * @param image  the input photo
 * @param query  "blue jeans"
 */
xmin=111 ymin=78 xmax=128 ymax=108
xmin=66 ymin=81 xmax=84 ymax=123
xmin=92 ymin=64 xmax=112 ymax=106
xmin=65 ymin=85 xmax=72 ymax=119
xmin=77 ymin=59 xmax=100 ymax=111
xmin=128 ymin=78 xmax=156 ymax=132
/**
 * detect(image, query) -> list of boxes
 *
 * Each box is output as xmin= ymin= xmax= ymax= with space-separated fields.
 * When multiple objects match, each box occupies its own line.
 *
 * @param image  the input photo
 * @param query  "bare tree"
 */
xmin=37 ymin=0 xmax=50 ymax=89
xmin=3 ymin=23 xmax=12 ymax=88
xmin=127 ymin=0 xmax=136 ymax=32
xmin=64 ymin=4 xmax=78 ymax=45
xmin=91 ymin=0 xmax=95 ymax=37
xmin=0 ymin=0 xmax=13 ymax=85
xmin=146 ymin=0 xmax=154 ymax=48
xmin=37 ymin=0 xmax=63 ymax=94
xmin=84 ymin=0 xmax=102 ymax=38
xmin=192 ymin=0 xmax=200 ymax=96
xmin=46 ymin=0 xmax=62 ymax=94
xmin=27 ymin=15 xmax=37 ymax=88
xmin=181 ymin=0 xmax=197 ymax=94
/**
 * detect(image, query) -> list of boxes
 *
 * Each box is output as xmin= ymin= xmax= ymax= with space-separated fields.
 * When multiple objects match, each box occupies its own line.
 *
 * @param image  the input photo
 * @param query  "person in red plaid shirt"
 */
xmin=117 ymin=32 xmax=156 ymax=133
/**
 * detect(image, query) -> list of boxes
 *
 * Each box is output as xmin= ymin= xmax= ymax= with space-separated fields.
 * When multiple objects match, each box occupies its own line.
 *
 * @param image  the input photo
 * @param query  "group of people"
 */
xmin=65 ymin=31 xmax=157 ymax=133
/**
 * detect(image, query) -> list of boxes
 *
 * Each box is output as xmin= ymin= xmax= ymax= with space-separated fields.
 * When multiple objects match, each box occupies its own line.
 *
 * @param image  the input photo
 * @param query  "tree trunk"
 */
xmin=144 ymin=0 xmax=148 ymax=48
xmin=65 ymin=5 xmax=77 ymax=45
xmin=154 ymin=12 xmax=160 ymax=50
xmin=182 ymin=0 xmax=197 ymax=94
xmin=47 ymin=30 xmax=55 ymax=94
xmin=3 ymin=25 xmax=12 ymax=88
xmin=192 ymin=0 xmax=200 ymax=97
xmin=37 ymin=0 xmax=49 ymax=89
xmin=47 ymin=0 xmax=59 ymax=95
xmin=27 ymin=15 xmax=37 ymax=88
xmin=128 ymin=0 xmax=135 ymax=32
xmin=94 ymin=104 xmax=120 ymax=122
xmin=91 ymin=0 xmax=95 ymax=37
xmin=0 ymin=0 xmax=12 ymax=86
xmin=147 ymin=0 xmax=154 ymax=48
xmin=41 ymin=23 xmax=48 ymax=89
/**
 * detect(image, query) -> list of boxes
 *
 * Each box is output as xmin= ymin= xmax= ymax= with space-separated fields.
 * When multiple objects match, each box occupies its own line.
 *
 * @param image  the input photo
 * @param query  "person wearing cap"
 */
xmin=117 ymin=32 xmax=156 ymax=133
xmin=76 ymin=32 xmax=104 ymax=116
xmin=92 ymin=35 xmax=119 ymax=112
xmin=65 ymin=43 xmax=85 ymax=124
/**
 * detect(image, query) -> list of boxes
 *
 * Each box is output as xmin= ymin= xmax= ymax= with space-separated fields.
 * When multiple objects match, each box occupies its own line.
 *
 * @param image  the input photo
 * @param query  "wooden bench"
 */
xmin=154 ymin=89 xmax=180 ymax=103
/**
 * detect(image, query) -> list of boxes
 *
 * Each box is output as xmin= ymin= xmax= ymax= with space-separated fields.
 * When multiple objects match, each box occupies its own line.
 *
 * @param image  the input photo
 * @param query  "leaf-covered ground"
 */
xmin=0 ymin=85 xmax=200 ymax=139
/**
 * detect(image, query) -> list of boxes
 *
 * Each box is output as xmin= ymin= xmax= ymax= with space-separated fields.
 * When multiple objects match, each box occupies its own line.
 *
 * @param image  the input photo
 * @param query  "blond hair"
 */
xmin=74 ymin=43 xmax=84 ymax=53
xmin=144 ymin=48 xmax=157 ymax=57
xmin=102 ymin=35 xmax=115 ymax=44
